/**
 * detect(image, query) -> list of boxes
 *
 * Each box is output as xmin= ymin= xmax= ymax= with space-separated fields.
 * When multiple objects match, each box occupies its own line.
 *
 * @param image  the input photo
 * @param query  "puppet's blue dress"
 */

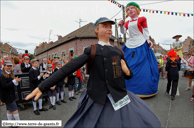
xmin=121 ymin=17 xmax=159 ymax=97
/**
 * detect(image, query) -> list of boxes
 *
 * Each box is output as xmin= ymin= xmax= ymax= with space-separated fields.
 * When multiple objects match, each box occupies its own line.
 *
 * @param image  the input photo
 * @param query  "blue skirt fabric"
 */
xmin=64 ymin=89 xmax=161 ymax=128
xmin=122 ymin=42 xmax=159 ymax=96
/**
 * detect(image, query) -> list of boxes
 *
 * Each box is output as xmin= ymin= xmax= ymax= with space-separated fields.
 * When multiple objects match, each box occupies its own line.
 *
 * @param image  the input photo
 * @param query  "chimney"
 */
xmin=58 ymin=35 xmax=62 ymax=40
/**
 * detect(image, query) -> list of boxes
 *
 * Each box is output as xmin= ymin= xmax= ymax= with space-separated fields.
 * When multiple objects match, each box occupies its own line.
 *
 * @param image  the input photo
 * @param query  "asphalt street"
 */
xmin=0 ymin=71 xmax=194 ymax=128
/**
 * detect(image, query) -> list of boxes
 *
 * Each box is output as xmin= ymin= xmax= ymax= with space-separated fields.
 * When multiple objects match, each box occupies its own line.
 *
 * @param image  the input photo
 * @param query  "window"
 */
xmin=61 ymin=50 xmax=66 ymax=59
xmin=52 ymin=53 xmax=55 ymax=58
xmin=68 ymin=48 xmax=74 ymax=60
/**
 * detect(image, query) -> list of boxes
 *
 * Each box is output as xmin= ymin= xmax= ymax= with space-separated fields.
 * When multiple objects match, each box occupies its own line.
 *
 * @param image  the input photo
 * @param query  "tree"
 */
xmin=29 ymin=54 xmax=34 ymax=60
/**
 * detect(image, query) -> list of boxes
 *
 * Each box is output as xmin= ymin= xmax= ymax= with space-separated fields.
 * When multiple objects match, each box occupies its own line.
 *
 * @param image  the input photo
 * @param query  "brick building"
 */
xmin=34 ymin=23 xmax=124 ymax=63
xmin=149 ymin=36 xmax=167 ymax=55
xmin=0 ymin=42 xmax=18 ymax=59
xmin=182 ymin=36 xmax=194 ymax=54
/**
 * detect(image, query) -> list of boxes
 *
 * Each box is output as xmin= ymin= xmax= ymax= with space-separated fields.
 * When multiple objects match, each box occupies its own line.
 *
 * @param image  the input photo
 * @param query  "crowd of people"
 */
xmin=156 ymin=53 xmax=194 ymax=101
xmin=0 ymin=53 xmax=88 ymax=125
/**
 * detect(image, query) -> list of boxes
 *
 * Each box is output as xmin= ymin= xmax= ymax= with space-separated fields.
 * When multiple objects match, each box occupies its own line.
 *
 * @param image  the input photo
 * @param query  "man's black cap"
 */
xmin=94 ymin=17 xmax=115 ymax=29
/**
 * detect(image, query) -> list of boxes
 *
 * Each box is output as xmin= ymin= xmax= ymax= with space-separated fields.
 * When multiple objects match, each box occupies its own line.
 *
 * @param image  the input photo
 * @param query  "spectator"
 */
xmin=52 ymin=56 xmax=60 ymax=70
xmin=62 ymin=59 xmax=67 ymax=66
xmin=0 ymin=60 xmax=21 ymax=120
xmin=23 ymin=50 xmax=30 ymax=59
xmin=21 ymin=56 xmax=31 ymax=73
xmin=2 ymin=55 xmax=8 ymax=65
xmin=10 ymin=57 xmax=13 ymax=63
xmin=13 ymin=56 xmax=21 ymax=74
xmin=188 ymin=54 xmax=194 ymax=101
xmin=185 ymin=54 xmax=193 ymax=91
xmin=48 ymin=58 xmax=51 ymax=64
xmin=18 ymin=53 xmax=23 ymax=64
xmin=39 ymin=58 xmax=48 ymax=71
xmin=159 ymin=55 xmax=165 ymax=79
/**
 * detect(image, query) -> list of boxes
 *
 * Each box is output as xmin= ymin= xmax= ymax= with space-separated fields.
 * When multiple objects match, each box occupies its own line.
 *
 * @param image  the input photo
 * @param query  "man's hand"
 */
xmin=44 ymin=73 xmax=50 ymax=78
xmin=50 ymin=86 xmax=55 ymax=90
xmin=121 ymin=59 xmax=130 ymax=76
xmin=25 ymin=87 xmax=42 ymax=101
xmin=147 ymin=39 xmax=153 ymax=49
xmin=39 ymin=72 xmax=44 ymax=77
xmin=15 ymin=76 xmax=21 ymax=82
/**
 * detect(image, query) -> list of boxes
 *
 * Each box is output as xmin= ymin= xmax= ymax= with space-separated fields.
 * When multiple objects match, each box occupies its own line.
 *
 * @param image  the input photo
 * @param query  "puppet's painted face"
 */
xmin=126 ymin=6 xmax=138 ymax=18
xmin=98 ymin=22 xmax=112 ymax=39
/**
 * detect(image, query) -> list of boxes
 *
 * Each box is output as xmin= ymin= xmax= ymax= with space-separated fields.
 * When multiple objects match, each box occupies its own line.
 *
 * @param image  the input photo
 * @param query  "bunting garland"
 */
xmin=108 ymin=0 xmax=193 ymax=17
xmin=141 ymin=8 xmax=193 ymax=17
xmin=108 ymin=0 xmax=122 ymax=8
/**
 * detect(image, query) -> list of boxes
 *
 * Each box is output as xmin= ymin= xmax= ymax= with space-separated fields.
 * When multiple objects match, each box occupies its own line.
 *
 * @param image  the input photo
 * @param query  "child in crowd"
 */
xmin=165 ymin=49 xmax=180 ymax=100
xmin=26 ymin=17 xmax=161 ymax=128
xmin=29 ymin=59 xmax=49 ymax=115
xmin=0 ymin=60 xmax=21 ymax=121
xmin=188 ymin=55 xmax=194 ymax=101
xmin=46 ymin=64 xmax=57 ymax=110
xmin=67 ymin=58 xmax=77 ymax=101
xmin=54 ymin=61 xmax=67 ymax=105
xmin=21 ymin=56 xmax=31 ymax=73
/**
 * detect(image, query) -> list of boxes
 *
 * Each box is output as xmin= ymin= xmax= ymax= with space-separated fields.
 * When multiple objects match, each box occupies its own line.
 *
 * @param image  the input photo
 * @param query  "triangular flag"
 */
xmin=171 ymin=12 xmax=173 ymax=15
xmin=164 ymin=11 xmax=166 ymax=14
xmin=160 ymin=11 xmax=162 ymax=14
xmin=183 ymin=14 xmax=185 ymax=16
xmin=187 ymin=14 xmax=190 ymax=17
xmin=179 ymin=13 xmax=181 ymax=16
xmin=156 ymin=10 xmax=158 ymax=13
xmin=146 ymin=10 xmax=148 ymax=12
xmin=191 ymin=14 xmax=193 ymax=16
xmin=175 ymin=12 xmax=177 ymax=16
xmin=168 ymin=12 xmax=170 ymax=15
xmin=149 ymin=10 xmax=151 ymax=13
xmin=152 ymin=10 xmax=154 ymax=13
xmin=143 ymin=9 xmax=145 ymax=12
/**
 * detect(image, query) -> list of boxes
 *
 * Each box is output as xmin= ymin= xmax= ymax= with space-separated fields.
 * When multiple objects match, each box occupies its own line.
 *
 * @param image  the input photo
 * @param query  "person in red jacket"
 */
xmin=22 ymin=50 xmax=30 ymax=63
xmin=52 ymin=56 xmax=59 ymax=71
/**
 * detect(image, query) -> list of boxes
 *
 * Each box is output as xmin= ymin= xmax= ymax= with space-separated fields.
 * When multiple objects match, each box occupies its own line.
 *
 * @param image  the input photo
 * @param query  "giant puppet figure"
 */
xmin=172 ymin=35 xmax=183 ymax=58
xmin=119 ymin=2 xmax=159 ymax=97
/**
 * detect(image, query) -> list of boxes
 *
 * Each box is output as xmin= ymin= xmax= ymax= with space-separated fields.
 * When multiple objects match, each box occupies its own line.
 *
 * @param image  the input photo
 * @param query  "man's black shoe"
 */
xmin=53 ymin=105 xmax=56 ymax=110
xmin=49 ymin=105 xmax=53 ymax=109
xmin=39 ymin=107 xmax=48 ymax=111
xmin=171 ymin=96 xmax=175 ymax=100
xmin=69 ymin=97 xmax=73 ymax=101
xmin=72 ymin=96 xmax=77 ymax=99
xmin=61 ymin=99 xmax=67 ymax=103
xmin=34 ymin=110 xmax=40 ymax=115
xmin=56 ymin=101 xmax=61 ymax=105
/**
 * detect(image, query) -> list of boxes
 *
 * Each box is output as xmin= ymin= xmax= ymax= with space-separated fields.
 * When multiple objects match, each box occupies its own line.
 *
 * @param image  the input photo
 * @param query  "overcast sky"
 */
xmin=1 ymin=0 xmax=193 ymax=54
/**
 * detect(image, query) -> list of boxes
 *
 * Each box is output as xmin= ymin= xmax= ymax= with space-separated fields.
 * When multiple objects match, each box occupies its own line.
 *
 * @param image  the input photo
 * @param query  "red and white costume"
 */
xmin=120 ymin=17 xmax=150 ymax=48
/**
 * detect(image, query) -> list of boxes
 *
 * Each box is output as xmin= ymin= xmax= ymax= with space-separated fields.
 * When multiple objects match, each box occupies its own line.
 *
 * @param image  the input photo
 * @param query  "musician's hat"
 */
xmin=172 ymin=35 xmax=182 ymax=39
